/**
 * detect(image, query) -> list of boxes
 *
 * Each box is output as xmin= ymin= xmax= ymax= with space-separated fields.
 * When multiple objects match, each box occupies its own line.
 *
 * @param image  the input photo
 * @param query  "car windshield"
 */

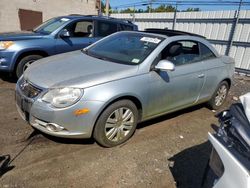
xmin=85 ymin=32 xmax=164 ymax=65
xmin=33 ymin=17 xmax=71 ymax=34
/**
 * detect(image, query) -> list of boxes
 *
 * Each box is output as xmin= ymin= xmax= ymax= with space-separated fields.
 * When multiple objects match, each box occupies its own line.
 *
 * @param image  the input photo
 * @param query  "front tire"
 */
xmin=16 ymin=55 xmax=43 ymax=78
xmin=207 ymin=81 xmax=229 ymax=110
xmin=93 ymin=100 xmax=138 ymax=147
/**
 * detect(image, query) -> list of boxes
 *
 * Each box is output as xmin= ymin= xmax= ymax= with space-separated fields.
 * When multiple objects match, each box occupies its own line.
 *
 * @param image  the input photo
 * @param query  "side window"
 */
xmin=65 ymin=20 xmax=93 ymax=38
xmin=120 ymin=24 xmax=133 ymax=31
xmin=161 ymin=40 xmax=200 ymax=66
xmin=200 ymin=43 xmax=216 ymax=60
xmin=97 ymin=21 xmax=118 ymax=37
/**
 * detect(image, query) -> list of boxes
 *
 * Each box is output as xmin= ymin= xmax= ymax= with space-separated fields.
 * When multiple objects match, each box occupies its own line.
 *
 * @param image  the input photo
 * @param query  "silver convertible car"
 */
xmin=15 ymin=29 xmax=235 ymax=147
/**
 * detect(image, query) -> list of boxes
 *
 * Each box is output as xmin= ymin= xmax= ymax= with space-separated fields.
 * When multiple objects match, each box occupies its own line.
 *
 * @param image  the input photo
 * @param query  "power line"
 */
xmin=113 ymin=0 xmax=250 ymax=9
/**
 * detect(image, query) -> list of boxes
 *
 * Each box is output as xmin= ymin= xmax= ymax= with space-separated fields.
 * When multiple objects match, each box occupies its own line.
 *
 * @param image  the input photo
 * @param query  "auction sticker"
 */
xmin=131 ymin=58 xmax=140 ymax=63
xmin=140 ymin=37 xmax=161 ymax=44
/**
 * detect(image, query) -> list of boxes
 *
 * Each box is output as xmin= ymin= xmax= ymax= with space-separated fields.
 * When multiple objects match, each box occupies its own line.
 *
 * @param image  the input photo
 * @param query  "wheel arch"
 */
xmin=13 ymin=49 xmax=49 ymax=71
xmin=91 ymin=95 xmax=143 ymax=137
xmin=207 ymin=77 xmax=232 ymax=110
xmin=210 ymin=78 xmax=232 ymax=100
xmin=222 ymin=78 xmax=232 ymax=89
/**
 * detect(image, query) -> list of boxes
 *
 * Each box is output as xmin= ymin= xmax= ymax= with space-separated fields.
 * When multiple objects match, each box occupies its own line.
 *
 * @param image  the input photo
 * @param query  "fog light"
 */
xmin=46 ymin=123 xmax=64 ymax=132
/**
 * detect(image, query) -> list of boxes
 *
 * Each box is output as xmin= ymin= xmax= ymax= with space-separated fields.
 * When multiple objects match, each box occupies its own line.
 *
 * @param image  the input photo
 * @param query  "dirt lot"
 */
xmin=0 ymin=73 xmax=249 ymax=188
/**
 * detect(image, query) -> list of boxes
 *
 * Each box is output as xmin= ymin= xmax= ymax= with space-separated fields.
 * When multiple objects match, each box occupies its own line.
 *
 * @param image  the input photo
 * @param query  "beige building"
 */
xmin=0 ymin=0 xmax=98 ymax=32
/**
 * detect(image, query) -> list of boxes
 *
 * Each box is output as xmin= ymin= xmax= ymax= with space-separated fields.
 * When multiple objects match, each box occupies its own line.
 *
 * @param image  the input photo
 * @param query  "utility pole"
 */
xmin=172 ymin=3 xmax=178 ymax=30
xmin=98 ymin=0 xmax=102 ymax=16
xmin=133 ymin=5 xmax=136 ymax=23
xmin=105 ymin=0 xmax=110 ymax=16
xmin=149 ymin=0 xmax=152 ymax=13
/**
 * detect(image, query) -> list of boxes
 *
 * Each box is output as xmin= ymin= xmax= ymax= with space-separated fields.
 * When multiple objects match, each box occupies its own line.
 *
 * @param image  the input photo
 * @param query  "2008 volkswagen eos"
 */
xmin=16 ymin=30 xmax=234 ymax=147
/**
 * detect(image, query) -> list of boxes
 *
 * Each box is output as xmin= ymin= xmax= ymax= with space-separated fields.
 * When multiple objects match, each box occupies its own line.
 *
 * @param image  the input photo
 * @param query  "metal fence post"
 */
xmin=225 ymin=11 xmax=239 ymax=55
xmin=225 ymin=0 xmax=242 ymax=56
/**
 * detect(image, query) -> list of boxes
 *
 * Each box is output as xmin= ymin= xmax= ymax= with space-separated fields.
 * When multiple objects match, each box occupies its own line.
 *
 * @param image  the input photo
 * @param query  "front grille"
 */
xmin=19 ymin=79 xmax=42 ymax=98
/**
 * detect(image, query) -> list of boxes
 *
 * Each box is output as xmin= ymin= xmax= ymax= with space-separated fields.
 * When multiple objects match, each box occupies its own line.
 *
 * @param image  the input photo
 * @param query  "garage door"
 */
xmin=18 ymin=9 xmax=43 ymax=31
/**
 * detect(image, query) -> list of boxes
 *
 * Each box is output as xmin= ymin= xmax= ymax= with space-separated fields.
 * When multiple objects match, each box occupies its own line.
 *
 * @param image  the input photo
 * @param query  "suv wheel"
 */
xmin=16 ymin=55 xmax=43 ymax=78
xmin=93 ymin=100 xmax=138 ymax=147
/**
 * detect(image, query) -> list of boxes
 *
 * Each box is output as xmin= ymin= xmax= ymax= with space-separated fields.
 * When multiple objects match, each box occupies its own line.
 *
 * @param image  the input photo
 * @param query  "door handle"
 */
xmin=198 ymin=74 xmax=205 ymax=78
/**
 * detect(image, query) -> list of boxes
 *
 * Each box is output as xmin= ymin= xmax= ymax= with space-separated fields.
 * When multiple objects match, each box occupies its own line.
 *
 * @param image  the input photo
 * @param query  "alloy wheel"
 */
xmin=215 ymin=84 xmax=228 ymax=106
xmin=105 ymin=107 xmax=134 ymax=142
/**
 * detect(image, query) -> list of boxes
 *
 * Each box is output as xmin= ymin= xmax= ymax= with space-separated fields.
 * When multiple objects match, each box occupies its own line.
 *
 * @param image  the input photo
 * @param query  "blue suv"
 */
xmin=0 ymin=15 xmax=138 ymax=77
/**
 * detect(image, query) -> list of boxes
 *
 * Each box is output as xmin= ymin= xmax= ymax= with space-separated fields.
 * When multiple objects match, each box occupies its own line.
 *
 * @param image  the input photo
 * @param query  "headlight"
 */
xmin=42 ymin=88 xmax=83 ymax=108
xmin=0 ymin=41 xmax=14 ymax=50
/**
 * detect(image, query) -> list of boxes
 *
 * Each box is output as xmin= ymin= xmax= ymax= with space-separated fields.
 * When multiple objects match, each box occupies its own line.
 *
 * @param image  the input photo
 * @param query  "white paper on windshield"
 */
xmin=61 ymin=18 xmax=70 ymax=22
xmin=240 ymin=92 xmax=250 ymax=123
xmin=140 ymin=37 xmax=161 ymax=44
xmin=132 ymin=58 xmax=140 ymax=63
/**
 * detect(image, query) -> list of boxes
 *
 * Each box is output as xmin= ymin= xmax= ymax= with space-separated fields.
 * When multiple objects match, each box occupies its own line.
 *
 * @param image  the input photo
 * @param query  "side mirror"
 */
xmin=60 ymin=29 xmax=70 ymax=38
xmin=155 ymin=60 xmax=175 ymax=71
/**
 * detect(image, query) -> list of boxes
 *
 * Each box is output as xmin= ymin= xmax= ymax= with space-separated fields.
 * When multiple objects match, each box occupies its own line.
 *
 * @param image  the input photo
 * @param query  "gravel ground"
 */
xmin=0 ymin=73 xmax=249 ymax=188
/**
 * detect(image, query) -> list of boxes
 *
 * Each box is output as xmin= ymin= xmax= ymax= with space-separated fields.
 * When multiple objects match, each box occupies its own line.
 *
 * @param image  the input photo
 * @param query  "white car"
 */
xmin=202 ymin=93 xmax=250 ymax=188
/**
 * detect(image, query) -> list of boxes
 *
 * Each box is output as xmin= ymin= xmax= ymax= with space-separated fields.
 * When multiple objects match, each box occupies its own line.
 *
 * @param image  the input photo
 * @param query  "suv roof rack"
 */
xmin=144 ymin=28 xmax=206 ymax=38
xmin=67 ymin=14 xmax=133 ymax=24
xmin=96 ymin=16 xmax=133 ymax=24
xmin=68 ymin=14 xmax=86 ymax=16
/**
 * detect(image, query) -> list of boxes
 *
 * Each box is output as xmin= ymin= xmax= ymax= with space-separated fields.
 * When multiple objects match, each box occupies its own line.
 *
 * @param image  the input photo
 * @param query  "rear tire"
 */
xmin=93 ymin=100 xmax=138 ymax=147
xmin=207 ymin=81 xmax=229 ymax=110
xmin=16 ymin=55 xmax=43 ymax=78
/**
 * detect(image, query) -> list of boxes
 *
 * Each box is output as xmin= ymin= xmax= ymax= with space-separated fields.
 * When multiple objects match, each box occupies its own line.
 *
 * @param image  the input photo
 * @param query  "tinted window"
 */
xmin=97 ymin=21 xmax=117 ymax=37
xmin=65 ymin=20 xmax=93 ymax=38
xmin=200 ymin=43 xmax=216 ymax=60
xmin=86 ymin=32 xmax=163 ymax=65
xmin=120 ymin=24 xmax=133 ymax=31
xmin=162 ymin=40 xmax=200 ymax=66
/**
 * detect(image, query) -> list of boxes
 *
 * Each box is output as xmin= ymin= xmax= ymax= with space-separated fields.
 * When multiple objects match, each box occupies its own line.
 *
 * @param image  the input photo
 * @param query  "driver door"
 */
xmin=146 ymin=40 xmax=205 ymax=117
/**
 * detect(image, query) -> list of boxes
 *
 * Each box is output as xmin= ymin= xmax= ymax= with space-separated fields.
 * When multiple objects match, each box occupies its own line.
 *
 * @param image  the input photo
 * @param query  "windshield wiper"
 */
xmin=94 ymin=55 xmax=108 ymax=61
xmin=82 ymin=50 xmax=106 ymax=60
xmin=81 ymin=50 xmax=121 ymax=63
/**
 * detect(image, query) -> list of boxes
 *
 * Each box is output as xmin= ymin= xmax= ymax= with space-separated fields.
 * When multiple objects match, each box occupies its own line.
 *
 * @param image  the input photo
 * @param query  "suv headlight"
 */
xmin=42 ymin=88 xmax=83 ymax=108
xmin=0 ymin=41 xmax=14 ymax=50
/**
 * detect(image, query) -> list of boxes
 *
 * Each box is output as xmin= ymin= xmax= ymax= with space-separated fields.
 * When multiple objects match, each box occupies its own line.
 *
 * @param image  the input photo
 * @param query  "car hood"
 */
xmin=0 ymin=31 xmax=44 ymax=41
xmin=24 ymin=51 xmax=139 ymax=88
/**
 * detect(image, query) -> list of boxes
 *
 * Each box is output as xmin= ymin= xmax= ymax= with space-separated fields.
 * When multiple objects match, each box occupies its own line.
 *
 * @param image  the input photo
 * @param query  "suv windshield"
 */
xmin=86 ymin=32 xmax=164 ymax=65
xmin=33 ymin=17 xmax=72 ymax=34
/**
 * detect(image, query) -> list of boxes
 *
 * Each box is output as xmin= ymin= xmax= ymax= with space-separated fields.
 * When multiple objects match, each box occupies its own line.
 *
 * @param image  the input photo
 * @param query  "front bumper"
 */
xmin=15 ymin=81 xmax=105 ymax=139
xmin=0 ymin=50 xmax=16 ymax=72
